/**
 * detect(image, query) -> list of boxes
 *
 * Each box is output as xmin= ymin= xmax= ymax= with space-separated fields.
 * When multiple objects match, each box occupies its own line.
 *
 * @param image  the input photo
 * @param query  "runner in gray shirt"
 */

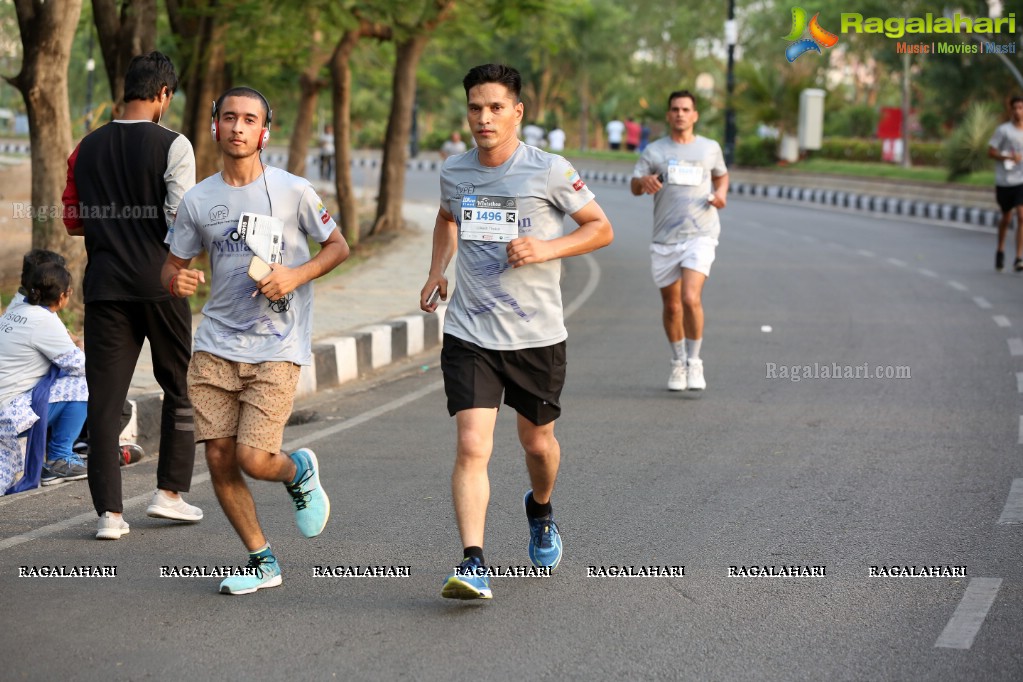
xmin=420 ymin=63 xmax=613 ymax=600
xmin=631 ymin=89 xmax=729 ymax=392
xmin=988 ymin=95 xmax=1023 ymax=272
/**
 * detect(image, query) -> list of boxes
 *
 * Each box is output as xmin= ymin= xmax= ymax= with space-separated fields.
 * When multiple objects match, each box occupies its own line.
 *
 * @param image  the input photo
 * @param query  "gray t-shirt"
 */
xmin=633 ymin=135 xmax=727 ymax=243
xmin=988 ymin=122 xmax=1023 ymax=187
xmin=441 ymin=144 xmax=595 ymax=350
xmin=170 ymin=167 xmax=336 ymax=365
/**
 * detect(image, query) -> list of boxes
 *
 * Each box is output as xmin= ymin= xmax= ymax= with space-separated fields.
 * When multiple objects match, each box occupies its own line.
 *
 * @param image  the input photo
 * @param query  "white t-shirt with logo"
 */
xmin=440 ymin=144 xmax=595 ymax=350
xmin=633 ymin=135 xmax=727 ymax=243
xmin=170 ymin=167 xmax=337 ymax=366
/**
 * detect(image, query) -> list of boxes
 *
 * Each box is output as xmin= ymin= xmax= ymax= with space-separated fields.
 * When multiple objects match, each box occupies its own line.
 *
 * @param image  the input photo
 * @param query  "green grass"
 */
xmin=775 ymin=158 xmax=994 ymax=186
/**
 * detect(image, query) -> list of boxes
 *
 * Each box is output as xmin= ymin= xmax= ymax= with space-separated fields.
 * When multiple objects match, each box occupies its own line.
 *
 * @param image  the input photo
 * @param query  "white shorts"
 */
xmin=650 ymin=236 xmax=719 ymax=288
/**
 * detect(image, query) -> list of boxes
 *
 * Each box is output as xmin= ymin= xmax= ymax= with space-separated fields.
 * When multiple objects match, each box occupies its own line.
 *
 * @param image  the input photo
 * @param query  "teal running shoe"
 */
xmin=285 ymin=448 xmax=330 ymax=537
xmin=219 ymin=552 xmax=282 ymax=595
xmin=441 ymin=557 xmax=492 ymax=600
xmin=525 ymin=490 xmax=563 ymax=570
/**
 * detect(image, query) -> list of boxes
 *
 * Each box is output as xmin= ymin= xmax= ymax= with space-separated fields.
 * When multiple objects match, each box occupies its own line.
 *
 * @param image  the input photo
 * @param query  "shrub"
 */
xmin=734 ymin=136 xmax=776 ymax=167
xmin=944 ymin=102 xmax=998 ymax=180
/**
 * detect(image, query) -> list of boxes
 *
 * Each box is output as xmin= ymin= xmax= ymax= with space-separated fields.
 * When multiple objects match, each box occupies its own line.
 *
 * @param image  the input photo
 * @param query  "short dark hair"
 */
xmin=462 ymin=64 xmax=521 ymax=101
xmin=667 ymin=90 xmax=698 ymax=110
xmin=214 ymin=86 xmax=273 ymax=128
xmin=25 ymin=262 xmax=71 ymax=308
xmin=1011 ymin=95 xmax=1023 ymax=107
xmin=123 ymin=51 xmax=178 ymax=103
xmin=20 ymin=249 xmax=65 ymax=295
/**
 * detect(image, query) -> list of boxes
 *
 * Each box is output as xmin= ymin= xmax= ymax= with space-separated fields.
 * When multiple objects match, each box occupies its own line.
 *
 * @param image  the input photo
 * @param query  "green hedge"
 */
xmin=817 ymin=137 xmax=943 ymax=166
xmin=735 ymin=136 xmax=777 ymax=167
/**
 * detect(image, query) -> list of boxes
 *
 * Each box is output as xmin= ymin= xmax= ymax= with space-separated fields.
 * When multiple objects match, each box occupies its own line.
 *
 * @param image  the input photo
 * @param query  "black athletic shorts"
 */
xmin=996 ymin=184 xmax=1023 ymax=213
xmin=441 ymin=334 xmax=567 ymax=426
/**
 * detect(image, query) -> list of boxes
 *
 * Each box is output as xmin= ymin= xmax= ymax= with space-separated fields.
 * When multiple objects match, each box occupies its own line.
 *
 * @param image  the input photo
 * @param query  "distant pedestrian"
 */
xmin=989 ymin=95 xmax=1023 ymax=272
xmin=606 ymin=117 xmax=625 ymax=151
xmin=631 ymin=89 xmax=728 ymax=392
xmin=547 ymin=125 xmax=566 ymax=152
xmin=522 ymin=120 xmax=546 ymax=147
xmin=319 ymin=124 xmax=335 ymax=180
xmin=420 ymin=63 xmax=613 ymax=601
xmin=62 ymin=51 xmax=200 ymax=541
xmin=440 ymin=131 xmax=467 ymax=159
xmin=162 ymin=86 xmax=349 ymax=595
xmin=639 ymin=120 xmax=651 ymax=152
xmin=625 ymin=116 xmax=641 ymax=152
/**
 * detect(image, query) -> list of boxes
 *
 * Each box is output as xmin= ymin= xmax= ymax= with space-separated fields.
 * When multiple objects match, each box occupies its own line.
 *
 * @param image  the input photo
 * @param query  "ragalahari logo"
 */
xmin=783 ymin=7 xmax=839 ymax=62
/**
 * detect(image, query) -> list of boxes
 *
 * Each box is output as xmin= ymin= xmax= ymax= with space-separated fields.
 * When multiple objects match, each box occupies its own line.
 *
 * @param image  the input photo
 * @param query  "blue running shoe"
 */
xmin=219 ymin=552 xmax=282 ymax=595
xmin=525 ymin=490 xmax=563 ymax=570
xmin=441 ymin=557 xmax=493 ymax=600
xmin=285 ymin=448 xmax=330 ymax=538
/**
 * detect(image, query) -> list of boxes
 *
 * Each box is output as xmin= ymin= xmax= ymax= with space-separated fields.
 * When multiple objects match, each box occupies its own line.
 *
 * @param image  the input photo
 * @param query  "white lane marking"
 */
xmin=887 ymin=258 xmax=907 ymax=267
xmin=973 ymin=297 xmax=992 ymax=310
xmin=1017 ymin=373 xmax=1023 ymax=394
xmin=997 ymin=479 xmax=1023 ymax=524
xmin=918 ymin=268 xmax=939 ymax=278
xmin=761 ymin=325 xmax=773 ymax=333
xmin=1009 ymin=338 xmax=1023 ymax=356
xmin=857 ymin=249 xmax=875 ymax=258
xmin=934 ymin=578 xmax=1002 ymax=649
xmin=1019 ymin=416 xmax=1023 ymax=445
xmin=994 ymin=315 xmax=1011 ymax=328
xmin=947 ymin=280 xmax=968 ymax=292
xmin=0 ymin=255 xmax=604 ymax=552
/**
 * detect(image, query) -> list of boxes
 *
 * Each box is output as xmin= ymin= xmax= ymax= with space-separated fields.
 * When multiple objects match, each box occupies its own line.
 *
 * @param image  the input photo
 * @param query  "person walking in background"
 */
xmin=631 ymin=89 xmax=728 ymax=392
xmin=522 ymin=120 xmax=546 ymax=148
xmin=440 ymin=131 xmax=467 ymax=159
xmin=547 ymin=124 xmax=566 ymax=153
xmin=163 ymin=86 xmax=349 ymax=595
xmin=606 ymin=117 xmax=625 ymax=151
xmin=421 ymin=63 xmax=613 ymax=600
xmin=989 ymin=95 xmax=1023 ymax=272
xmin=625 ymin=116 xmax=641 ymax=152
xmin=319 ymin=124 xmax=335 ymax=180
xmin=62 ymin=51 xmax=201 ymax=540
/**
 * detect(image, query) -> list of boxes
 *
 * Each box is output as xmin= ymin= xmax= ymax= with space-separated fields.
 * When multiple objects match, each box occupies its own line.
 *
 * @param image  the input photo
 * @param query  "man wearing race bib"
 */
xmin=420 ymin=63 xmax=613 ymax=600
xmin=631 ymin=89 xmax=729 ymax=392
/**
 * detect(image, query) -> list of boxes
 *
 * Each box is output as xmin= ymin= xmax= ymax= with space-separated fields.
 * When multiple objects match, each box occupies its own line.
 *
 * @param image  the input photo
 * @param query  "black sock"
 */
xmin=463 ymin=546 xmax=484 ymax=564
xmin=525 ymin=492 xmax=552 ymax=519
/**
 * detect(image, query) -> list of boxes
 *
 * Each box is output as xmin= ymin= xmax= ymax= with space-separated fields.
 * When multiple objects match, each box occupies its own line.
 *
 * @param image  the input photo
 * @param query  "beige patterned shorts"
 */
xmin=187 ymin=351 xmax=301 ymax=454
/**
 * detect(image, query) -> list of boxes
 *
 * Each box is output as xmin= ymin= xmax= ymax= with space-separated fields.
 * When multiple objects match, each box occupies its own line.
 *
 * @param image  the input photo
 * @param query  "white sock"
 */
xmin=671 ymin=340 xmax=685 ymax=362
xmin=685 ymin=338 xmax=702 ymax=362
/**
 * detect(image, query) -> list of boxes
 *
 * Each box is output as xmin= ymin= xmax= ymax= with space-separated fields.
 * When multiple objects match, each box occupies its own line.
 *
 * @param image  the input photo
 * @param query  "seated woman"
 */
xmin=0 ymin=262 xmax=88 ymax=492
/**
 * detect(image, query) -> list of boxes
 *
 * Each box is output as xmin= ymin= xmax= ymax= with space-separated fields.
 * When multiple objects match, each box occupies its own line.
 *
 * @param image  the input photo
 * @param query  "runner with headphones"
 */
xmin=161 ymin=86 xmax=350 ymax=595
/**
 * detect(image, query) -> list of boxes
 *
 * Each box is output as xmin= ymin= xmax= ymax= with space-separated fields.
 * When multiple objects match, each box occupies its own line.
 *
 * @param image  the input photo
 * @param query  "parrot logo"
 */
xmin=783 ymin=7 xmax=839 ymax=62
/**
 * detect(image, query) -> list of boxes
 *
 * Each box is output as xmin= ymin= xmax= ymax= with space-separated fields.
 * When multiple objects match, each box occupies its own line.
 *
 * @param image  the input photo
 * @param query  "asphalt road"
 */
xmin=1 ymin=173 xmax=1021 ymax=681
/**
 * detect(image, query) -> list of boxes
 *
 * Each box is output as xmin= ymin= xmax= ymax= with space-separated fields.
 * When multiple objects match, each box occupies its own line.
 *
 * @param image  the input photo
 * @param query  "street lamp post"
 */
xmin=724 ymin=0 xmax=737 ymax=166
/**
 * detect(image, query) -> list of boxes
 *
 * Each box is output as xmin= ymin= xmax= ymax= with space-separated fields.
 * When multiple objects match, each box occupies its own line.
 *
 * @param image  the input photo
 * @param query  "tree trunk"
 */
xmin=578 ymin=68 xmax=590 ymax=151
xmin=287 ymin=27 xmax=332 ymax=177
xmin=92 ymin=0 xmax=157 ymax=117
xmin=167 ymin=0 xmax=227 ymax=180
xmin=371 ymin=35 xmax=428 ymax=236
xmin=329 ymin=28 xmax=362 ymax=246
xmin=7 ymin=0 xmax=86 ymax=304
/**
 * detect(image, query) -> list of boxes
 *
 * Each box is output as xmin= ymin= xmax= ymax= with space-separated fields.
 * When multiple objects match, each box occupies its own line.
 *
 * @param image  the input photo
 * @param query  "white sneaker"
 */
xmin=96 ymin=512 xmax=130 ymax=540
xmin=667 ymin=359 xmax=687 ymax=391
xmin=687 ymin=358 xmax=706 ymax=390
xmin=146 ymin=490 xmax=203 ymax=522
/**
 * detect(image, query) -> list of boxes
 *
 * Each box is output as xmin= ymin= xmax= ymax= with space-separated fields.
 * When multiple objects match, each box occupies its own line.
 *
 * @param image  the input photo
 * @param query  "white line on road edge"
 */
xmin=887 ymin=257 xmax=907 ymax=267
xmin=1010 ymin=338 xmax=1023 ymax=356
xmin=0 ymin=254 xmax=603 ymax=552
xmin=973 ymin=297 xmax=992 ymax=310
xmin=1017 ymin=373 xmax=1023 ymax=394
xmin=994 ymin=315 xmax=1011 ymax=328
xmin=997 ymin=479 xmax=1023 ymax=524
xmin=947 ymin=280 xmax=968 ymax=292
xmin=934 ymin=578 xmax=1002 ymax=649
xmin=856 ymin=249 xmax=875 ymax=258
xmin=918 ymin=268 xmax=938 ymax=278
xmin=1018 ymin=416 xmax=1023 ymax=445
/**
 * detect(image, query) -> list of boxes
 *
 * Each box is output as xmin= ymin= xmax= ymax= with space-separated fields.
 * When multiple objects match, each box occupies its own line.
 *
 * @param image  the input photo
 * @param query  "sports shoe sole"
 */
xmin=146 ymin=504 xmax=202 ymax=523
xmin=219 ymin=574 xmax=283 ymax=595
xmin=96 ymin=526 xmax=129 ymax=540
xmin=41 ymin=474 xmax=88 ymax=486
xmin=441 ymin=575 xmax=492 ymax=600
